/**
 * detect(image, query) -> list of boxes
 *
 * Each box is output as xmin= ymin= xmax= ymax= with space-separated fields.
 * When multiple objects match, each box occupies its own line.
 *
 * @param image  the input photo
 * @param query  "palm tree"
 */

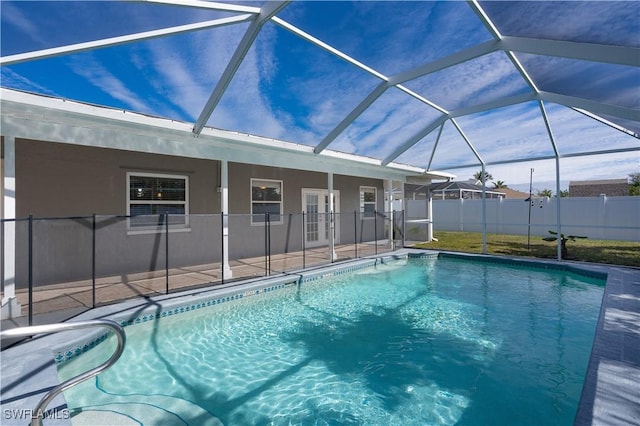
xmin=473 ymin=170 xmax=493 ymax=185
xmin=493 ymin=180 xmax=507 ymax=189
xmin=630 ymin=173 xmax=640 ymax=196
xmin=537 ymin=189 xmax=553 ymax=198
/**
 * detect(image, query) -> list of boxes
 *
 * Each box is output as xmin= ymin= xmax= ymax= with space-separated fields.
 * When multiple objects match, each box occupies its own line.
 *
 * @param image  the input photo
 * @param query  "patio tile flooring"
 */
xmin=2 ymin=242 xmax=393 ymax=327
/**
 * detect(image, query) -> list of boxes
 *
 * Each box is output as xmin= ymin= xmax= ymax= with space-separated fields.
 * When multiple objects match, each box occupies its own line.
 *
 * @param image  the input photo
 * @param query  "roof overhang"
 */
xmin=0 ymin=88 xmax=454 ymax=182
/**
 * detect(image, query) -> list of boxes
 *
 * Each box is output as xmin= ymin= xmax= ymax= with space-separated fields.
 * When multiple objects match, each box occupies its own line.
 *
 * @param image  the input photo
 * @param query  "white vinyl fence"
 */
xmin=406 ymin=195 xmax=640 ymax=242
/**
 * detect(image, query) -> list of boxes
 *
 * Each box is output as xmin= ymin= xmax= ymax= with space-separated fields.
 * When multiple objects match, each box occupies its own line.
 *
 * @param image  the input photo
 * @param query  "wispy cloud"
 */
xmin=545 ymin=103 xmax=640 ymax=153
xmin=439 ymin=150 xmax=637 ymax=192
xmin=332 ymin=88 xmax=443 ymax=159
xmin=0 ymin=2 xmax=48 ymax=54
xmin=406 ymin=51 xmax=531 ymax=112
xmin=517 ymin=54 xmax=639 ymax=109
xmin=481 ymin=1 xmax=640 ymax=47
xmin=0 ymin=68 xmax=58 ymax=96
xmin=396 ymin=99 xmax=639 ymax=188
xmin=67 ymin=54 xmax=151 ymax=113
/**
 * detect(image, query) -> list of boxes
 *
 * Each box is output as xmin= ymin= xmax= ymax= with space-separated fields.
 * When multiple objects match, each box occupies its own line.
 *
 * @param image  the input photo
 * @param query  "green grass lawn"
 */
xmin=411 ymin=231 xmax=640 ymax=268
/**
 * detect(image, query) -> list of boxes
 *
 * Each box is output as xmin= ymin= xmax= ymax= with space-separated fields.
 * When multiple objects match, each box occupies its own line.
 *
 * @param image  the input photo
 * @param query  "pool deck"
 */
xmin=574 ymin=262 xmax=640 ymax=425
xmin=1 ymin=241 xmax=391 ymax=331
xmin=1 ymin=250 xmax=639 ymax=425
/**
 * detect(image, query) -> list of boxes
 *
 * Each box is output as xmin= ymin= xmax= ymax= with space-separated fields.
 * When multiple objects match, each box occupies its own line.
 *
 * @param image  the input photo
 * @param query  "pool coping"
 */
xmin=1 ymin=249 xmax=638 ymax=425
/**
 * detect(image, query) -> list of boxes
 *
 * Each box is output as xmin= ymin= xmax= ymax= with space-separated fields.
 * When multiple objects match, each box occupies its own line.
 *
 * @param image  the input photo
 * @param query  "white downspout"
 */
xmin=427 ymin=184 xmax=433 ymax=242
xmin=328 ymin=172 xmax=336 ymax=261
xmin=2 ymin=135 xmax=21 ymax=319
xmin=387 ymin=179 xmax=394 ymax=249
xmin=220 ymin=160 xmax=233 ymax=278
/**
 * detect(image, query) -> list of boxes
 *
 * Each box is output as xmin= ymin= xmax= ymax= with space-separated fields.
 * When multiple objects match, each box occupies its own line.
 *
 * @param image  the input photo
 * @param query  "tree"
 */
xmin=537 ymin=189 xmax=553 ymax=198
xmin=493 ymin=180 xmax=507 ymax=189
xmin=473 ymin=170 xmax=493 ymax=185
xmin=630 ymin=173 xmax=640 ymax=196
xmin=559 ymin=189 xmax=570 ymax=197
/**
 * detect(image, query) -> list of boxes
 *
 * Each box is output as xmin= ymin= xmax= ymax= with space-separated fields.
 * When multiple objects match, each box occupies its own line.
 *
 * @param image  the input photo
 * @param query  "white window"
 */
xmin=360 ymin=186 xmax=377 ymax=219
xmin=127 ymin=172 xmax=188 ymax=229
xmin=251 ymin=179 xmax=282 ymax=225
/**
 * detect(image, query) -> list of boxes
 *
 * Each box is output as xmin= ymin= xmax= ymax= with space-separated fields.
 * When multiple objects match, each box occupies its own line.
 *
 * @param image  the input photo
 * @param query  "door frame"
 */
xmin=301 ymin=188 xmax=340 ymax=247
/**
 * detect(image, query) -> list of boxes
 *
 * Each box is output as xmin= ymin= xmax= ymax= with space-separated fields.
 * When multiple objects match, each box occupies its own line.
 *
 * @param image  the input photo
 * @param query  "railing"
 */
xmin=0 ymin=211 xmax=403 ymax=324
xmin=0 ymin=320 xmax=126 ymax=426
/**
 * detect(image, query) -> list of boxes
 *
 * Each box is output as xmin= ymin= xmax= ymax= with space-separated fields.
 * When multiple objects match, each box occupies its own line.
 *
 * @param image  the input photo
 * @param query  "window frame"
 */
xmin=360 ymin=186 xmax=377 ymax=219
xmin=126 ymin=172 xmax=189 ymax=233
xmin=250 ymin=178 xmax=283 ymax=226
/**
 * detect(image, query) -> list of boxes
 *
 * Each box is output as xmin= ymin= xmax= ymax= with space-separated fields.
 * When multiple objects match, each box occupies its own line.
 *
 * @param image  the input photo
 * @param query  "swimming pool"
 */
xmin=57 ymin=255 xmax=605 ymax=425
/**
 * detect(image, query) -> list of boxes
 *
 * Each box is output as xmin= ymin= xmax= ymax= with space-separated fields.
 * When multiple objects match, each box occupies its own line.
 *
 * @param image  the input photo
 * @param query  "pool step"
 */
xmin=70 ymin=393 xmax=223 ymax=426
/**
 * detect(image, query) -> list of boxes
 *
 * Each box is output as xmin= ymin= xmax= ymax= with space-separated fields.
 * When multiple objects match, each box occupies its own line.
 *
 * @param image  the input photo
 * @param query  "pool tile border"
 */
xmin=425 ymin=251 xmax=608 ymax=280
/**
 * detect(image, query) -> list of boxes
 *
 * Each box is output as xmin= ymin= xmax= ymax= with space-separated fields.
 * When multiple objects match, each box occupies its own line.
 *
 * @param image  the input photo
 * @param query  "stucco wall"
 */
xmin=15 ymin=138 xmax=220 ymax=217
xmin=227 ymin=163 xmax=385 ymax=259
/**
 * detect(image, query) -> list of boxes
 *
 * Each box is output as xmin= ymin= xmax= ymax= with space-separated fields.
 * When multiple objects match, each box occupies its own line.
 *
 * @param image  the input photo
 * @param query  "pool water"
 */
xmin=58 ymin=257 xmax=605 ymax=425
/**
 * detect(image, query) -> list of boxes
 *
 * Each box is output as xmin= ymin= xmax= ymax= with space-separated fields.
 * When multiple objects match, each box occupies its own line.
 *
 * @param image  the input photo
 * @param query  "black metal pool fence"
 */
xmin=1 ymin=211 xmax=405 ymax=325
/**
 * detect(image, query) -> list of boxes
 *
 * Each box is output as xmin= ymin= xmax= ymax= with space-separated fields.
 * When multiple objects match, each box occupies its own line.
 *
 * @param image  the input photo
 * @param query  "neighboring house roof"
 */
xmin=569 ymin=178 xmax=630 ymax=197
xmin=497 ymin=188 xmax=531 ymax=199
xmin=569 ymin=179 xmax=628 ymax=186
xmin=431 ymin=181 xmax=504 ymax=198
xmin=430 ymin=181 xmax=505 ymax=195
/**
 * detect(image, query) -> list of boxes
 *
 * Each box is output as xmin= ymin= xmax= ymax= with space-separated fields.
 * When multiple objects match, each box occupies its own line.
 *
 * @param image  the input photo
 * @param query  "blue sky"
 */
xmin=1 ymin=1 xmax=638 ymax=191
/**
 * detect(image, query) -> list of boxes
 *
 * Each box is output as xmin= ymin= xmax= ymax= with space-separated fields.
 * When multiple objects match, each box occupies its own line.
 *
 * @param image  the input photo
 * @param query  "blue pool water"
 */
xmin=58 ymin=257 xmax=605 ymax=425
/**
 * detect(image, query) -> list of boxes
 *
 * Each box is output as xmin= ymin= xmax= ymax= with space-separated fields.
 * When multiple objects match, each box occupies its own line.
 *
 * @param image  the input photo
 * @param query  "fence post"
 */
xmin=267 ymin=213 xmax=271 ymax=275
xmin=354 ymin=211 xmax=357 ymax=259
xmin=92 ymin=214 xmax=96 ymax=308
xmin=302 ymin=212 xmax=306 ymax=270
xmin=221 ymin=212 xmax=225 ymax=284
xmin=401 ymin=210 xmax=406 ymax=248
xmin=264 ymin=213 xmax=268 ymax=276
xmin=28 ymin=214 xmax=33 ymax=326
xmin=374 ymin=210 xmax=378 ymax=256
xmin=165 ymin=213 xmax=169 ymax=294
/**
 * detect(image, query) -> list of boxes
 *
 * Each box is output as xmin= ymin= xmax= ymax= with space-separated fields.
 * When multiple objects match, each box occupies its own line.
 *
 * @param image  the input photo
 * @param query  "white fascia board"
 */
xmin=406 ymin=172 xmax=456 ymax=185
xmin=0 ymin=88 xmax=194 ymax=132
xmin=390 ymin=165 xmax=456 ymax=181
xmin=0 ymin=89 xmax=424 ymax=181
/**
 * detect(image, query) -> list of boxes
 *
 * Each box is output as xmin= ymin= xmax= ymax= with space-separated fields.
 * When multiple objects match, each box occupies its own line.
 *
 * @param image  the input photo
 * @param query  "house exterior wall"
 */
xmin=227 ymin=163 xmax=385 ymax=259
xmin=8 ymin=140 xmax=387 ymax=286
xmin=11 ymin=139 xmax=222 ymax=285
xmin=15 ymin=138 xmax=220 ymax=217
